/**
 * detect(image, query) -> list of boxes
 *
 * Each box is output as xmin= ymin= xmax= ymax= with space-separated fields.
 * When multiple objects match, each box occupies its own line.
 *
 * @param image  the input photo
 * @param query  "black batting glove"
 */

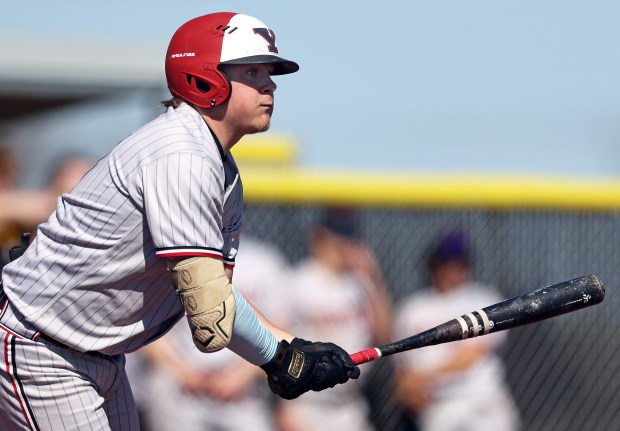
xmin=260 ymin=337 xmax=361 ymax=400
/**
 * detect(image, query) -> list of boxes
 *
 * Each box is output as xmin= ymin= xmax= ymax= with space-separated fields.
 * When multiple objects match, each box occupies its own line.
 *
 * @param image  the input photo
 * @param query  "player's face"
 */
xmin=220 ymin=63 xmax=277 ymax=135
xmin=431 ymin=260 xmax=470 ymax=292
xmin=312 ymin=228 xmax=354 ymax=273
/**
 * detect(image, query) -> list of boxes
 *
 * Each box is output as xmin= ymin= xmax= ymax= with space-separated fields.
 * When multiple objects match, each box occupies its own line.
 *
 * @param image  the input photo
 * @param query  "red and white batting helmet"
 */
xmin=165 ymin=12 xmax=299 ymax=109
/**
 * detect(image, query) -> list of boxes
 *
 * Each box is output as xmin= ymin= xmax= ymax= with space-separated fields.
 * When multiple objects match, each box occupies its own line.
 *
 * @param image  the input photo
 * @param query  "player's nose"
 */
xmin=262 ymin=75 xmax=277 ymax=94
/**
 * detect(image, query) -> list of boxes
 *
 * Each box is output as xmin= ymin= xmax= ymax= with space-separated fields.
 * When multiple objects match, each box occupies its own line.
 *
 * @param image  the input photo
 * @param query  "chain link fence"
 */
xmin=244 ymin=203 xmax=620 ymax=431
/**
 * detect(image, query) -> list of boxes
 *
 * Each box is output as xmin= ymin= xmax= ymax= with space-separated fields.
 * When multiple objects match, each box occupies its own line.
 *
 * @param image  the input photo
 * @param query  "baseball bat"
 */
xmin=350 ymin=274 xmax=605 ymax=365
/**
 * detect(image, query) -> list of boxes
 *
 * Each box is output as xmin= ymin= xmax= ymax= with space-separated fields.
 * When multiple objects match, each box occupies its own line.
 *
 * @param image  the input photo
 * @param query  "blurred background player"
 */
xmin=394 ymin=229 xmax=520 ymax=431
xmin=126 ymin=235 xmax=290 ymax=431
xmin=0 ymin=145 xmax=17 ymax=190
xmin=0 ymin=144 xmax=20 ymax=268
xmin=0 ymin=149 xmax=93 ymax=267
xmin=275 ymin=207 xmax=394 ymax=431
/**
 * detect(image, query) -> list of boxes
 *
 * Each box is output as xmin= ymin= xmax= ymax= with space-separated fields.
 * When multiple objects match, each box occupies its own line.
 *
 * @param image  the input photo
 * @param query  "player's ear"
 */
xmin=193 ymin=77 xmax=212 ymax=94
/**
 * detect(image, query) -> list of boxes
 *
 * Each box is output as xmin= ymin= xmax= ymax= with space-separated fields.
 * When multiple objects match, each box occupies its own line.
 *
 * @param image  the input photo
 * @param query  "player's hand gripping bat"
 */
xmin=350 ymin=274 xmax=605 ymax=365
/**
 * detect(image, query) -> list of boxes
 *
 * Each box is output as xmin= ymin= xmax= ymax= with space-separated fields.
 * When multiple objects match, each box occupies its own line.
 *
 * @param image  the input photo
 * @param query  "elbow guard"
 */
xmin=168 ymin=257 xmax=236 ymax=353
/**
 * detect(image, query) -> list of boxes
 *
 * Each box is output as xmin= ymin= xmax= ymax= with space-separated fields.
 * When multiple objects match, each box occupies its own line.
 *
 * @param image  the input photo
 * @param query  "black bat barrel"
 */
xmin=454 ymin=274 xmax=605 ymax=339
xmin=376 ymin=274 xmax=605 ymax=358
xmin=482 ymin=274 xmax=604 ymax=333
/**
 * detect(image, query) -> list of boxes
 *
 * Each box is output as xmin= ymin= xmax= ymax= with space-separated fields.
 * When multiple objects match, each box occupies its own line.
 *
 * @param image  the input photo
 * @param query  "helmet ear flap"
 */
xmin=178 ymin=66 xmax=231 ymax=109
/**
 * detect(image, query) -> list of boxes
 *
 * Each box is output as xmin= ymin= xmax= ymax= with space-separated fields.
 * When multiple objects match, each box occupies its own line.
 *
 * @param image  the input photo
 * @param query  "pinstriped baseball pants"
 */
xmin=0 ymin=304 xmax=140 ymax=430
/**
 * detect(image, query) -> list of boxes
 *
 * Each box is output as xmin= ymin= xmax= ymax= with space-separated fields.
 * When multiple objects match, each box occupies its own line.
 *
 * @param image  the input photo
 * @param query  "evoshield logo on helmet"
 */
xmin=165 ymin=12 xmax=299 ymax=109
xmin=252 ymin=28 xmax=278 ymax=53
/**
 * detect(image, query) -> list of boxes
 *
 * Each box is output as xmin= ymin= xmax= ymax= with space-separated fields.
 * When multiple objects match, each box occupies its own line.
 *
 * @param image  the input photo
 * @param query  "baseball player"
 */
xmin=394 ymin=230 xmax=520 ymax=431
xmin=130 ymin=236 xmax=291 ymax=431
xmin=276 ymin=208 xmax=394 ymax=431
xmin=0 ymin=12 xmax=359 ymax=431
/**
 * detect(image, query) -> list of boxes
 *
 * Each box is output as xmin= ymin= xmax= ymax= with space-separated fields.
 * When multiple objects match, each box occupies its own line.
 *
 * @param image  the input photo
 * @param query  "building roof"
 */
xmin=0 ymin=33 xmax=165 ymax=121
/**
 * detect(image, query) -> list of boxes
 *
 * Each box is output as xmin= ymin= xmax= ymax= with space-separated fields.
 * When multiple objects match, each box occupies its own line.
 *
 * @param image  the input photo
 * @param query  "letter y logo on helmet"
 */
xmin=165 ymin=12 xmax=299 ymax=109
xmin=252 ymin=28 xmax=278 ymax=53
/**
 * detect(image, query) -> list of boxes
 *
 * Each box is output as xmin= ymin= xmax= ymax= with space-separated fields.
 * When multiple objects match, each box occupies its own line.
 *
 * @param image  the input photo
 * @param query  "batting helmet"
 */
xmin=165 ymin=12 xmax=299 ymax=109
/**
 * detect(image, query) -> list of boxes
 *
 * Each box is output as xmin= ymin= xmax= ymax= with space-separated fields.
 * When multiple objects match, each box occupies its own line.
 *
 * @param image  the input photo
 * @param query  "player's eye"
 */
xmin=246 ymin=68 xmax=258 ymax=78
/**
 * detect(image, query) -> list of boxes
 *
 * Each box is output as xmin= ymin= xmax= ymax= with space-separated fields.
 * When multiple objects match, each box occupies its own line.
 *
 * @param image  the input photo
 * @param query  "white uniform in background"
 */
xmin=281 ymin=259 xmax=375 ymax=431
xmin=395 ymin=281 xmax=521 ymax=431
xmin=127 ymin=237 xmax=289 ymax=431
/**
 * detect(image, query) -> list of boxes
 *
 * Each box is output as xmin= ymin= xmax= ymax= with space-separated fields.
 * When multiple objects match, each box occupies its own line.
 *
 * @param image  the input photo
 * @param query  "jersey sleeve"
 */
xmin=140 ymin=151 xmax=228 ymax=259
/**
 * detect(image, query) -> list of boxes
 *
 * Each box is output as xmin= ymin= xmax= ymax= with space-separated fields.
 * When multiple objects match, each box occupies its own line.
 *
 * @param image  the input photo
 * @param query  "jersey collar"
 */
xmin=206 ymin=123 xmax=227 ymax=162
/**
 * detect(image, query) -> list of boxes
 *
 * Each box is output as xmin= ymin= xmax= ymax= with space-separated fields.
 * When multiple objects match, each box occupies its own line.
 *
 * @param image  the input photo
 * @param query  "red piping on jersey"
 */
xmin=0 ymin=323 xmax=24 ymax=340
xmin=156 ymin=251 xmax=224 ymax=259
xmin=4 ymin=333 xmax=36 ymax=430
xmin=0 ymin=299 xmax=26 ymax=340
xmin=155 ymin=250 xmax=236 ymax=268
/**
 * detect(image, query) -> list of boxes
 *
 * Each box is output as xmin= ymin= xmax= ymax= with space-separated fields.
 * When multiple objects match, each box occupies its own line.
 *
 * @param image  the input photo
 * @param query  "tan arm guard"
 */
xmin=168 ymin=257 xmax=236 ymax=353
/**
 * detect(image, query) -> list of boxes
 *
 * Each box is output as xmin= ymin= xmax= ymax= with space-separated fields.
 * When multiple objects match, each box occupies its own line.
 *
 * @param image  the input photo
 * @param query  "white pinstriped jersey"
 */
xmin=1 ymin=103 xmax=243 ymax=355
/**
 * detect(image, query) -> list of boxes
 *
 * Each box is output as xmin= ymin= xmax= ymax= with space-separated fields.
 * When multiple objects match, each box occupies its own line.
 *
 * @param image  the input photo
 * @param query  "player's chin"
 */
xmin=252 ymin=115 xmax=272 ymax=133
xmin=245 ymin=122 xmax=271 ymax=136
xmin=256 ymin=123 xmax=271 ymax=134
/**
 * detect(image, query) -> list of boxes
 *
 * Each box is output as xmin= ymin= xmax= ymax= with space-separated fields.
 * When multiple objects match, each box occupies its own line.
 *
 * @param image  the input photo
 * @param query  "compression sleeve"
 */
xmin=226 ymin=286 xmax=279 ymax=365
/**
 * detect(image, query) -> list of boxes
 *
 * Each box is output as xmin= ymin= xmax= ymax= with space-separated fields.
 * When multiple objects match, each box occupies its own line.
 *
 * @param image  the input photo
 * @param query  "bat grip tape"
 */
xmin=350 ymin=348 xmax=381 ymax=365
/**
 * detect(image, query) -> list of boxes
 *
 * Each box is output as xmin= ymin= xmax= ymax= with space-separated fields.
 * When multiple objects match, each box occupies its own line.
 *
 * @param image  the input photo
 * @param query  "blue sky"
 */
xmin=2 ymin=1 xmax=620 ymax=180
